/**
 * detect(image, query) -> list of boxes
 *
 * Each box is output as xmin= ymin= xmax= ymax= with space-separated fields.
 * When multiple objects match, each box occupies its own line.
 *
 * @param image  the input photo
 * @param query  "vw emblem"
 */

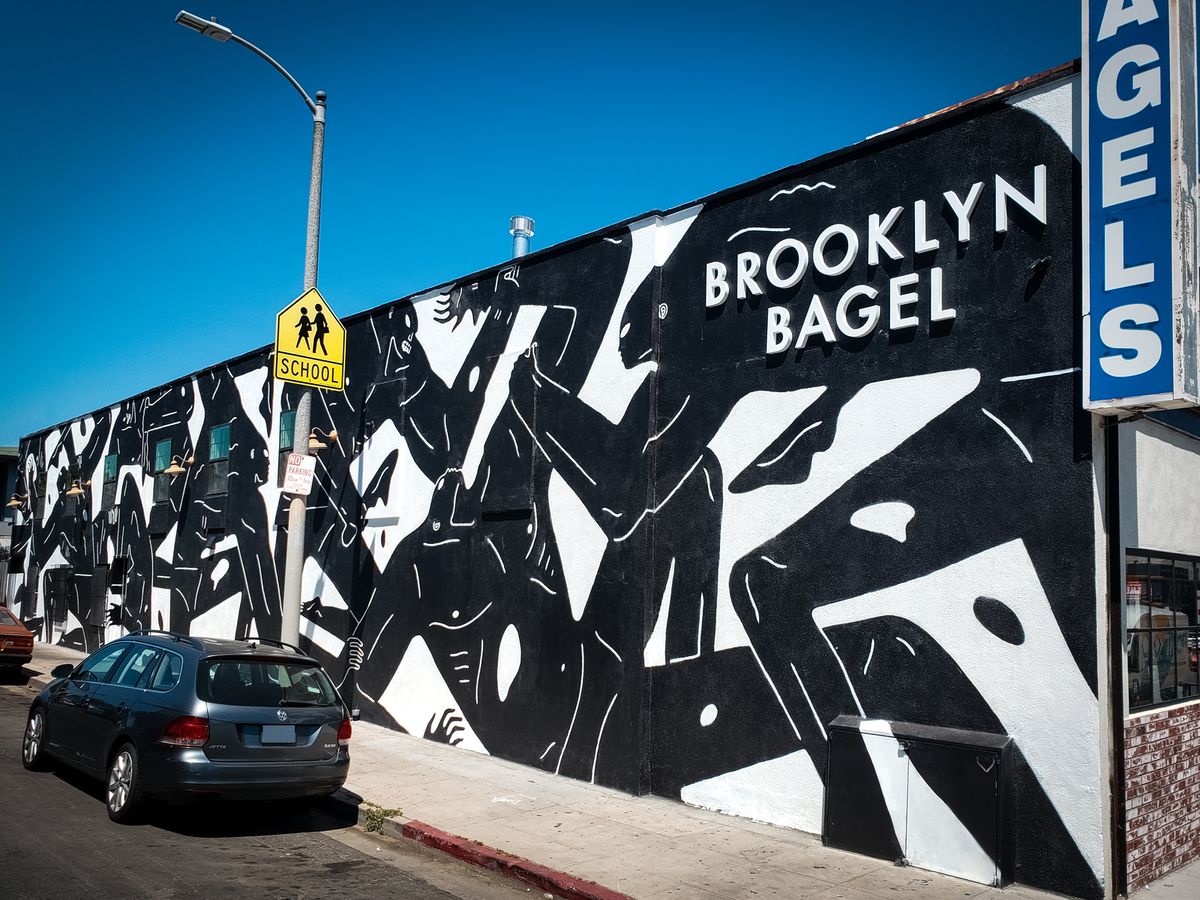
xmin=276 ymin=709 xmax=288 ymax=722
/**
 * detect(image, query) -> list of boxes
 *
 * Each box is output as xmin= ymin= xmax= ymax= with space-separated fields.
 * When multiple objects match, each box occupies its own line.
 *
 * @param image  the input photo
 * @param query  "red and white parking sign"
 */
xmin=282 ymin=452 xmax=316 ymax=496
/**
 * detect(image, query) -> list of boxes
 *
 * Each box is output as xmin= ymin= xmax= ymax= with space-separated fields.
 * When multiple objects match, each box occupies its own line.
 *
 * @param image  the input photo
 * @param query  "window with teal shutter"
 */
xmin=208 ymin=423 xmax=231 ymax=495
xmin=279 ymin=410 xmax=296 ymax=453
xmin=277 ymin=409 xmax=296 ymax=487
xmin=153 ymin=439 xmax=172 ymax=503
xmin=103 ymin=453 xmax=118 ymax=509
xmin=154 ymin=439 xmax=172 ymax=473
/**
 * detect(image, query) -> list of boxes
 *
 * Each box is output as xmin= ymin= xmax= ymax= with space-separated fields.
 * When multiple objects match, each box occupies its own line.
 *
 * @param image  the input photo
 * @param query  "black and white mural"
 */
xmin=6 ymin=78 xmax=1102 ymax=897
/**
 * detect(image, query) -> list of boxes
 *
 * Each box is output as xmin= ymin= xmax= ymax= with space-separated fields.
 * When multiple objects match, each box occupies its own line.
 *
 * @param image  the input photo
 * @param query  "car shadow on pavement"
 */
xmin=150 ymin=792 xmax=363 ymax=838
xmin=44 ymin=760 xmax=363 ymax=838
xmin=0 ymin=666 xmax=35 ymax=686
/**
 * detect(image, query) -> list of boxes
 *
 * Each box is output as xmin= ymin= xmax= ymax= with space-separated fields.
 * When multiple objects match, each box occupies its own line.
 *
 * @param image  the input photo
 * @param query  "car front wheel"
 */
xmin=22 ymin=708 xmax=47 ymax=770
xmin=106 ymin=743 xmax=143 ymax=823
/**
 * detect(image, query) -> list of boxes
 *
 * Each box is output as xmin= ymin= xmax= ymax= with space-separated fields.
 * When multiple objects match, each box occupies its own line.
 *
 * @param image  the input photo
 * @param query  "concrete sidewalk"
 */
xmin=9 ymin=643 xmax=1074 ymax=899
xmin=1131 ymin=858 xmax=1200 ymax=899
xmin=334 ymin=716 xmax=1064 ymax=900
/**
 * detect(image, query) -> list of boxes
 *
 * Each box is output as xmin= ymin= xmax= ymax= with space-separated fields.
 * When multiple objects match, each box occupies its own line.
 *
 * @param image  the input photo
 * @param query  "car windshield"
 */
xmin=0 ymin=607 xmax=19 ymax=626
xmin=198 ymin=658 xmax=339 ymax=707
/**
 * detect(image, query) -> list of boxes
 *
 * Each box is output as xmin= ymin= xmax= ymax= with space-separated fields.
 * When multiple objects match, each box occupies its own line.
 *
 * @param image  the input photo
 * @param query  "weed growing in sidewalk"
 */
xmin=360 ymin=800 xmax=402 ymax=833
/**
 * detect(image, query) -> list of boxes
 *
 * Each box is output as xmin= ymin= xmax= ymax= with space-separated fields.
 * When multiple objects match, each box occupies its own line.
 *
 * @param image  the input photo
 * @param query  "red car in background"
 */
xmin=0 ymin=606 xmax=34 ymax=670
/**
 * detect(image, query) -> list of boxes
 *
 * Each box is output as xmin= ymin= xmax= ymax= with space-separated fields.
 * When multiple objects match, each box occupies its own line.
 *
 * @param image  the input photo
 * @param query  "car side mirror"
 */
xmin=51 ymin=664 xmax=76 ymax=679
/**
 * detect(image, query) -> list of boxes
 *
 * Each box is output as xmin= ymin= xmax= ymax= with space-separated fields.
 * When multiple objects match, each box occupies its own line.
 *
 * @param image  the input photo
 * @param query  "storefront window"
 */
xmin=1126 ymin=550 xmax=1200 ymax=712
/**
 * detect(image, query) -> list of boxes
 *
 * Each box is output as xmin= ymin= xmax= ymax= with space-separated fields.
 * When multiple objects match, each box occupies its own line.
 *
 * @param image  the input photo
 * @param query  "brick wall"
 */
xmin=1125 ymin=702 xmax=1200 ymax=892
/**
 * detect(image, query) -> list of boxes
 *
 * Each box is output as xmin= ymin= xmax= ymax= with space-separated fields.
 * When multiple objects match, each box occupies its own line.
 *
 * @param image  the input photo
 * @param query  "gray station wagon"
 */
xmin=21 ymin=631 xmax=351 ymax=822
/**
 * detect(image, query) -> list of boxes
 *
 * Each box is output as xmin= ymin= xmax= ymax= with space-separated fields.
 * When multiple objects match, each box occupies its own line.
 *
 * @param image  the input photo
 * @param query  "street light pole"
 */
xmin=176 ymin=10 xmax=324 ymax=645
xmin=281 ymin=90 xmax=325 ymax=648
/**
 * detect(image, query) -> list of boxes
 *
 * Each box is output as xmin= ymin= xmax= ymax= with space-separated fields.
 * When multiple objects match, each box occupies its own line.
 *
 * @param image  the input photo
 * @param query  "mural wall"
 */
xmin=6 ymin=77 xmax=1102 ymax=897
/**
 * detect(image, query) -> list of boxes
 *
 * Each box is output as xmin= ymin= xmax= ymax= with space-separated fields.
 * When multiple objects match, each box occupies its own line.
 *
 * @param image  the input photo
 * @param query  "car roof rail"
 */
xmin=126 ymin=629 xmax=204 ymax=650
xmin=237 ymin=633 xmax=303 ymax=655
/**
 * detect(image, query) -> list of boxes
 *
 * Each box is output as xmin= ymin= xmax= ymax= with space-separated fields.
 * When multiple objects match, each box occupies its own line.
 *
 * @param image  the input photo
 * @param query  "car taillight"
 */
xmin=337 ymin=718 xmax=352 ymax=747
xmin=159 ymin=716 xmax=209 ymax=747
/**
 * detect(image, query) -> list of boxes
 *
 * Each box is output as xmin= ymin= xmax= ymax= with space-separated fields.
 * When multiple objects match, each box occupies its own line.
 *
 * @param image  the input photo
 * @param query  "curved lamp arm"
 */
xmin=176 ymin=10 xmax=320 ymax=117
xmin=227 ymin=34 xmax=319 ymax=117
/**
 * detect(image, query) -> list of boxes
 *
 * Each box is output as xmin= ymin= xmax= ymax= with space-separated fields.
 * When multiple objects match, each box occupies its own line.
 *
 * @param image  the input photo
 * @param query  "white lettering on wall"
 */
xmin=706 ymin=261 xmax=729 ymax=308
xmin=813 ymin=224 xmax=859 ymax=276
xmin=766 ymin=306 xmax=792 ymax=354
xmin=711 ymin=165 xmax=1047 ymax=354
xmin=995 ymin=165 xmax=1047 ymax=233
xmin=835 ymin=285 xmax=881 ymax=338
xmin=944 ymin=182 xmax=984 ymax=243
xmin=736 ymin=252 xmax=764 ymax=300
xmin=766 ymin=238 xmax=809 ymax=289
xmin=795 ymin=295 xmax=836 ymax=349
xmin=913 ymin=199 xmax=940 ymax=254
xmin=867 ymin=206 xmax=904 ymax=266
xmin=889 ymin=273 xmax=921 ymax=330
xmin=929 ymin=267 xmax=954 ymax=322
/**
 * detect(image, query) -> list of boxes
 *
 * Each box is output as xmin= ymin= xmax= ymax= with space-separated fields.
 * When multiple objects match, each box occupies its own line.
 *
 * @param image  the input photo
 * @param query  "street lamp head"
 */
xmin=175 ymin=10 xmax=233 ymax=42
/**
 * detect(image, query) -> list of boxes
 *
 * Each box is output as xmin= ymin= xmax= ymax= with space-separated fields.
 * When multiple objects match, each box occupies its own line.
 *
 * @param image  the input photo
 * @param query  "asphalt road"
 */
xmin=0 ymin=682 xmax=531 ymax=900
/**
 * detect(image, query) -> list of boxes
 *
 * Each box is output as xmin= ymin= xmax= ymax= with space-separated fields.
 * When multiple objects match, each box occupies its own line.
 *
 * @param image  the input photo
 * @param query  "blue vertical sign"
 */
xmin=1086 ymin=0 xmax=1175 ymax=407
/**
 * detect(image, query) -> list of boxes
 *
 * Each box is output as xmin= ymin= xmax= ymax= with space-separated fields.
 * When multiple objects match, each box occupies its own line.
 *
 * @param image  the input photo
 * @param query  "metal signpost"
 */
xmin=176 ymin=10 xmax=329 ymax=645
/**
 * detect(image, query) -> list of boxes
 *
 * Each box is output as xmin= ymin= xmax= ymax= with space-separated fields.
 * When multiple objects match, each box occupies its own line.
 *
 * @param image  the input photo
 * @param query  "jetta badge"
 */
xmin=276 ymin=709 xmax=288 ymax=722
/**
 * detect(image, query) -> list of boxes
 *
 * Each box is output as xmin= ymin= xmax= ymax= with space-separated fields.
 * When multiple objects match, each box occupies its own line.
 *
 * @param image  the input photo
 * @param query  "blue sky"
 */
xmin=0 ymin=1 xmax=1080 ymax=445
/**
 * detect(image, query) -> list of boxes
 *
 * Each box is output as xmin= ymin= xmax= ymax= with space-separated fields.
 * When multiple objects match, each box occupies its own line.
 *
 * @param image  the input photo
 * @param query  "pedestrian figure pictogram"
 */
xmin=296 ymin=307 xmax=313 ymax=351
xmin=313 ymin=304 xmax=329 ymax=355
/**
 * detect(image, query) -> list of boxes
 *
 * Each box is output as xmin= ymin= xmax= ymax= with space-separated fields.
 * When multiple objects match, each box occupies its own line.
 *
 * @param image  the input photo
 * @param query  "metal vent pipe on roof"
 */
xmin=510 ymin=215 xmax=535 ymax=258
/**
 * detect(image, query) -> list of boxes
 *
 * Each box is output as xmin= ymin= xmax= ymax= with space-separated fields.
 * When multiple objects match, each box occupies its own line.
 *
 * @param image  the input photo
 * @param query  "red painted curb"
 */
xmin=400 ymin=819 xmax=634 ymax=900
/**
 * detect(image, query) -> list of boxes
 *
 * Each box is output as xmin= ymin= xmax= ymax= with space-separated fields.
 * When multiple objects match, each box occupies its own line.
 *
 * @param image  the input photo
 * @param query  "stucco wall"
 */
xmin=1120 ymin=418 xmax=1200 ymax=557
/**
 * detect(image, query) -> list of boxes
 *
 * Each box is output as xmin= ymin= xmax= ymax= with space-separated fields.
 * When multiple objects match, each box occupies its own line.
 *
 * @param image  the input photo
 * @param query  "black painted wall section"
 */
xmin=7 ymin=78 xmax=1102 ymax=897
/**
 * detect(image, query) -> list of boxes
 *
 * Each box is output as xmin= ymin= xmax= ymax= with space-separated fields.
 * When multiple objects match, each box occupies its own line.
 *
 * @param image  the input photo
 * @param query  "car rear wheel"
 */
xmin=22 ymin=708 xmax=47 ymax=770
xmin=106 ymin=743 xmax=143 ymax=823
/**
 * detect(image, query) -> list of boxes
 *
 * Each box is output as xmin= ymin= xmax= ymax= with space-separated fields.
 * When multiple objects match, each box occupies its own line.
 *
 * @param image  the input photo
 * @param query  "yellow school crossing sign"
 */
xmin=274 ymin=287 xmax=346 ymax=390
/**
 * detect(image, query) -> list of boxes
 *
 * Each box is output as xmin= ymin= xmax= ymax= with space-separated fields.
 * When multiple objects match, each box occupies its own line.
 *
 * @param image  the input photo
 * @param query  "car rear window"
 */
xmin=0 ymin=607 xmax=20 ymax=626
xmin=198 ymin=658 xmax=339 ymax=707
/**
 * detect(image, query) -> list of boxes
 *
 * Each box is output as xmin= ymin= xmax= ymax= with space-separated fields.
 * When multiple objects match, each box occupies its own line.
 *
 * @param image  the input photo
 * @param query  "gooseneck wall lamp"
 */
xmin=308 ymin=427 xmax=338 ymax=451
xmin=64 ymin=480 xmax=91 ymax=498
xmin=163 ymin=455 xmax=195 ymax=477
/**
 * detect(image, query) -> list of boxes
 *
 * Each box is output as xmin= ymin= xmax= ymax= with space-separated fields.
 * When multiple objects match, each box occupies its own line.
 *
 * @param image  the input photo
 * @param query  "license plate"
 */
xmin=262 ymin=725 xmax=296 ymax=744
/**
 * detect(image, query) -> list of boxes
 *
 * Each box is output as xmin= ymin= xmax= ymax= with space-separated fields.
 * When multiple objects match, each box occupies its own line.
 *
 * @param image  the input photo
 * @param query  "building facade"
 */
xmin=6 ymin=66 xmax=1196 ymax=898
